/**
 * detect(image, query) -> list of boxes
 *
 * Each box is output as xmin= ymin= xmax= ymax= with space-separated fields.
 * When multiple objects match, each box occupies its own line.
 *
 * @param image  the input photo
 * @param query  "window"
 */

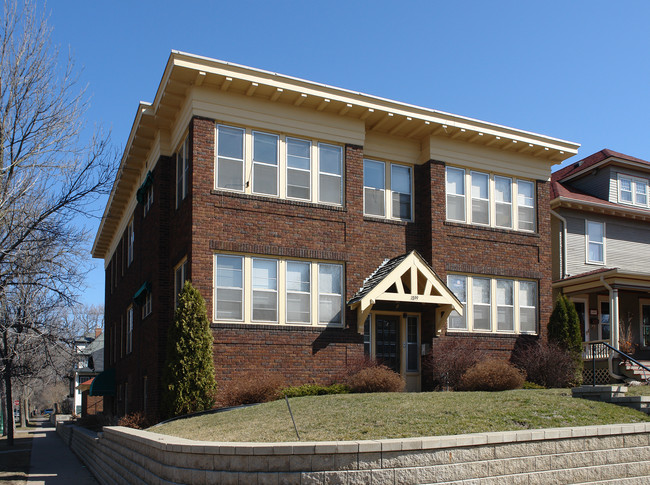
xmin=252 ymin=132 xmax=278 ymax=196
xmin=446 ymin=168 xmax=535 ymax=232
xmin=213 ymin=254 xmax=343 ymax=326
xmin=174 ymin=259 xmax=188 ymax=309
xmin=447 ymin=275 xmax=467 ymax=330
xmin=494 ymin=176 xmax=512 ymax=229
xmin=286 ymin=261 xmax=310 ymax=324
xmin=216 ymin=125 xmax=245 ymax=191
xmin=471 ymin=171 xmax=489 ymax=225
xmin=617 ymin=174 xmax=649 ymax=207
xmin=406 ymin=316 xmax=419 ymax=372
xmin=517 ymin=180 xmax=535 ymax=231
xmin=446 ymin=167 xmax=466 ymax=222
xmin=586 ymin=221 xmax=605 ymax=264
xmin=142 ymin=290 xmax=152 ymax=319
xmin=252 ymin=258 xmax=278 ymax=322
xmin=286 ymin=137 xmax=311 ymax=200
xmin=215 ymin=255 xmax=243 ymax=320
xmin=319 ymin=143 xmax=342 ymax=205
xmin=364 ymin=160 xmax=385 ymax=217
xmin=363 ymin=316 xmax=371 ymax=356
xmin=143 ymin=184 xmax=154 ymax=216
xmin=447 ymin=274 xmax=537 ymax=334
xmin=496 ymin=280 xmax=514 ymax=332
xmin=319 ymin=264 xmax=342 ymax=325
xmin=391 ymin=164 xmax=411 ymax=219
xmin=127 ymin=219 xmax=134 ymax=266
xmin=126 ymin=306 xmax=133 ymax=354
xmin=176 ymin=136 xmax=189 ymax=208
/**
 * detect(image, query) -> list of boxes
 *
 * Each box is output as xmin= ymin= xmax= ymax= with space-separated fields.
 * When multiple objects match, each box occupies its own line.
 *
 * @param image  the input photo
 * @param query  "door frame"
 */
xmin=570 ymin=296 xmax=588 ymax=342
xmin=639 ymin=298 xmax=650 ymax=348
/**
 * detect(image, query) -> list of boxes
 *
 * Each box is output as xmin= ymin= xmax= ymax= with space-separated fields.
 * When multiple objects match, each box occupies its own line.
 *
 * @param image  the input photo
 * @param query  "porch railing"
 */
xmin=584 ymin=341 xmax=650 ymax=386
xmin=582 ymin=340 xmax=609 ymax=360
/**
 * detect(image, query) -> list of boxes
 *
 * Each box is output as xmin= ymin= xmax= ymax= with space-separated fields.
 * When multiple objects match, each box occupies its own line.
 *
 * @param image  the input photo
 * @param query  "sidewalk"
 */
xmin=27 ymin=418 xmax=97 ymax=484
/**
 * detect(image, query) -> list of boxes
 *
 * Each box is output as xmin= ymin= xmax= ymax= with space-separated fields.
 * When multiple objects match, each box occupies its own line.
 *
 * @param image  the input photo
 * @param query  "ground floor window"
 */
xmin=447 ymin=274 xmax=537 ymax=334
xmin=214 ymin=253 xmax=344 ymax=327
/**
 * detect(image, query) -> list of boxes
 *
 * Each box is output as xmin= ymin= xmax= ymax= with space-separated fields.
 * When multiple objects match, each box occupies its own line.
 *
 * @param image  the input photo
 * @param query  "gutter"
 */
xmin=550 ymin=210 xmax=568 ymax=279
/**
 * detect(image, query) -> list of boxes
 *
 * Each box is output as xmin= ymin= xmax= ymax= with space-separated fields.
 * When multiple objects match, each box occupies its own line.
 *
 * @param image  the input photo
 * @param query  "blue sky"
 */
xmin=43 ymin=1 xmax=650 ymax=306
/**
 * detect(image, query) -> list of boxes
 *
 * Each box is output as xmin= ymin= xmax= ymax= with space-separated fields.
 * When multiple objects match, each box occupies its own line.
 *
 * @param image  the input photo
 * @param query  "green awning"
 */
xmin=136 ymin=171 xmax=154 ymax=203
xmin=133 ymin=281 xmax=151 ymax=304
xmin=89 ymin=369 xmax=115 ymax=396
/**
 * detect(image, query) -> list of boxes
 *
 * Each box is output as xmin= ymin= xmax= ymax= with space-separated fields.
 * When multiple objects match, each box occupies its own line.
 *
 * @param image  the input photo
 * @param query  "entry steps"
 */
xmin=620 ymin=359 xmax=650 ymax=382
xmin=572 ymin=385 xmax=650 ymax=413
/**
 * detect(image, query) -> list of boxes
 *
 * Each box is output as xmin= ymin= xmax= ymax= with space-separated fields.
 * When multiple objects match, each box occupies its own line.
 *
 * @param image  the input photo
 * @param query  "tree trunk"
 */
xmin=4 ymin=367 xmax=14 ymax=446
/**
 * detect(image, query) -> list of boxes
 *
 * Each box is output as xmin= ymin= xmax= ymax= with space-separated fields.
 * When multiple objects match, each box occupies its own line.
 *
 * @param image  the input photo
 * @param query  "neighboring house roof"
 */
xmin=553 ymin=149 xmax=650 ymax=183
xmin=553 ymin=267 xmax=650 ymax=292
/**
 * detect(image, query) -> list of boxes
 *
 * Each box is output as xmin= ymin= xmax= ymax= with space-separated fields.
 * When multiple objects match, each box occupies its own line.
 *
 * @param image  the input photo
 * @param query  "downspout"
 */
xmin=601 ymin=275 xmax=624 ymax=380
xmin=550 ymin=210 xmax=567 ymax=279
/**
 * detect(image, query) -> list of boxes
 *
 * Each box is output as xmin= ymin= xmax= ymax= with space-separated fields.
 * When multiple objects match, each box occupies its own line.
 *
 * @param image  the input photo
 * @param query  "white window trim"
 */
xmin=142 ymin=290 xmax=152 ymax=319
xmin=446 ymin=167 xmax=536 ymax=233
xmin=214 ymin=124 xmax=344 ymax=206
xmin=447 ymin=274 xmax=538 ymax=335
xmin=318 ymin=263 xmax=344 ymax=326
xmin=470 ymin=170 xmax=490 ymax=226
xmin=251 ymin=257 xmax=279 ymax=323
xmin=585 ymin=220 xmax=605 ymax=265
xmin=251 ymin=131 xmax=280 ymax=197
xmin=617 ymin=173 xmax=649 ymax=207
xmin=174 ymin=257 xmax=188 ymax=309
xmin=363 ymin=159 xmax=413 ymax=221
xmin=285 ymin=260 xmax=311 ymax=325
xmin=213 ymin=253 xmax=344 ymax=327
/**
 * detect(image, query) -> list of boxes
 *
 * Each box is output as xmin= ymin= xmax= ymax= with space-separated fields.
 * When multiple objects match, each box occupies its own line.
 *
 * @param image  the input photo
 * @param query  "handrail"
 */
xmin=586 ymin=341 xmax=650 ymax=386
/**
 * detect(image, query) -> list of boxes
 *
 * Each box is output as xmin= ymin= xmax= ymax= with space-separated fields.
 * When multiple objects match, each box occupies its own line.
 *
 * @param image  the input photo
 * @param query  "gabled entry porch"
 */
xmin=348 ymin=251 xmax=463 ymax=391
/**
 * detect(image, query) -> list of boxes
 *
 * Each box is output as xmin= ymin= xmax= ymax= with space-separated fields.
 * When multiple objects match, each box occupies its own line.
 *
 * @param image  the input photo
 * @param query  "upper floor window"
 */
xmin=143 ymin=184 xmax=154 ymax=216
xmin=174 ymin=258 xmax=188 ymax=309
xmin=446 ymin=167 xmax=535 ymax=232
xmin=618 ymin=174 xmax=649 ymax=208
xmin=214 ymin=124 xmax=343 ymax=206
xmin=127 ymin=219 xmax=134 ymax=266
xmin=176 ymin=136 xmax=189 ymax=208
xmin=126 ymin=306 xmax=133 ymax=354
xmin=447 ymin=274 xmax=537 ymax=334
xmin=363 ymin=159 xmax=412 ymax=220
xmin=586 ymin=220 xmax=605 ymax=264
xmin=213 ymin=253 xmax=344 ymax=327
xmin=142 ymin=290 xmax=152 ymax=319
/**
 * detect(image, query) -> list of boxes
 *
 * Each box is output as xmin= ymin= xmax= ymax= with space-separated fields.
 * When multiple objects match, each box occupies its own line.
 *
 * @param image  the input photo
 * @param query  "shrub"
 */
xmin=334 ymin=355 xmax=382 ymax=384
xmin=522 ymin=381 xmax=546 ymax=389
xmin=216 ymin=371 xmax=285 ymax=408
xmin=548 ymin=295 xmax=582 ymax=356
xmin=423 ymin=339 xmax=485 ymax=391
xmin=281 ymin=383 xmax=350 ymax=398
xmin=118 ymin=411 xmax=158 ymax=429
xmin=458 ymin=358 xmax=525 ymax=391
xmin=161 ymin=281 xmax=217 ymax=418
xmin=346 ymin=365 xmax=405 ymax=393
xmin=512 ymin=341 xmax=582 ymax=388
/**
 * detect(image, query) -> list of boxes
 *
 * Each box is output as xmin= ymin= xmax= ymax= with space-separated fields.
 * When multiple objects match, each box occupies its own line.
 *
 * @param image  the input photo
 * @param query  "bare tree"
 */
xmin=0 ymin=0 xmax=117 ymax=445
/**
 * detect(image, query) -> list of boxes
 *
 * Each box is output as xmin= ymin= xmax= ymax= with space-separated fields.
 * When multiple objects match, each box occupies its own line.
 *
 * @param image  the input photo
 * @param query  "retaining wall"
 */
xmin=57 ymin=422 xmax=650 ymax=484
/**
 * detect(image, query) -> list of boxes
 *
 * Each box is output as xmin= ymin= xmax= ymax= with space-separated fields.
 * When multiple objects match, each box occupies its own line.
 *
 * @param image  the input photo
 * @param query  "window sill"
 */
xmin=446 ymin=329 xmax=538 ymax=337
xmin=363 ymin=216 xmax=412 ymax=226
xmin=444 ymin=220 xmax=539 ymax=237
xmin=211 ymin=321 xmax=345 ymax=331
xmin=211 ymin=189 xmax=346 ymax=212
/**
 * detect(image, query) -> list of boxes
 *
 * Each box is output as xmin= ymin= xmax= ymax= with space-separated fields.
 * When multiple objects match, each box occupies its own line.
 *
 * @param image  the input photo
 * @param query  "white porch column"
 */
xmin=611 ymin=288 xmax=619 ymax=349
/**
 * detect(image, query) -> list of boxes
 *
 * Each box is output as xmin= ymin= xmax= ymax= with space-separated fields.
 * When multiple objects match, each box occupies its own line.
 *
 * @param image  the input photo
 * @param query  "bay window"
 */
xmin=447 ymin=274 xmax=537 ymax=334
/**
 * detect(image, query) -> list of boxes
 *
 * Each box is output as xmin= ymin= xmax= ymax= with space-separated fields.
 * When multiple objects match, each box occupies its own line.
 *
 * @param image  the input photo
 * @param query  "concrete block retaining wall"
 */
xmin=57 ymin=422 xmax=650 ymax=484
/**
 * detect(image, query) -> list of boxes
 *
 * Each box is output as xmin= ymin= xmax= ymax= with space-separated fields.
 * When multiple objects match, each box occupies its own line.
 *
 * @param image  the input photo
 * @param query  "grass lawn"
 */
xmin=624 ymin=385 xmax=650 ymax=396
xmin=151 ymin=389 xmax=650 ymax=443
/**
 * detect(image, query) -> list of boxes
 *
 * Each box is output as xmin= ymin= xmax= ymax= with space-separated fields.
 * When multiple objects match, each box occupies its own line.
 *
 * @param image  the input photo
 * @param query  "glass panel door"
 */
xmin=643 ymin=304 xmax=650 ymax=347
xmin=375 ymin=315 xmax=400 ymax=373
xmin=600 ymin=300 xmax=610 ymax=341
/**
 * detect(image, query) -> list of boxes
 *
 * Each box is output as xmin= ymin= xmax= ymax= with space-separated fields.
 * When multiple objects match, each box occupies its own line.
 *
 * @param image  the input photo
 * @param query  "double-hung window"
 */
xmin=176 ymin=136 xmax=189 ymax=208
xmin=286 ymin=138 xmax=311 ymax=200
xmin=447 ymin=274 xmax=537 ymax=334
xmin=319 ymin=264 xmax=342 ymax=325
xmin=364 ymin=160 xmax=385 ymax=217
xmin=127 ymin=219 xmax=134 ymax=266
xmin=391 ymin=164 xmax=411 ymax=219
xmin=142 ymin=290 xmax=152 ymax=319
xmin=618 ymin=174 xmax=649 ymax=207
xmin=252 ymin=258 xmax=278 ymax=322
xmin=216 ymin=125 xmax=245 ymax=191
xmin=586 ymin=221 xmax=605 ymax=264
xmin=215 ymin=255 xmax=243 ymax=320
xmin=174 ymin=259 xmax=188 ymax=309
xmin=286 ymin=261 xmax=310 ymax=324
xmin=494 ymin=176 xmax=512 ymax=228
xmin=126 ymin=306 xmax=133 ymax=354
xmin=517 ymin=180 xmax=535 ymax=231
xmin=447 ymin=275 xmax=467 ymax=330
xmin=446 ymin=167 xmax=466 ymax=222
xmin=319 ymin=144 xmax=343 ymax=205
xmin=252 ymin=132 xmax=279 ymax=196
xmin=471 ymin=171 xmax=489 ymax=225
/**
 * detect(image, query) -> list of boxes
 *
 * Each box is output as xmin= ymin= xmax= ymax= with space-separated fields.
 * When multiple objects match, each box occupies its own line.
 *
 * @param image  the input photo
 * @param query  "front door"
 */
xmin=375 ymin=315 xmax=400 ymax=373
xmin=642 ymin=302 xmax=650 ymax=348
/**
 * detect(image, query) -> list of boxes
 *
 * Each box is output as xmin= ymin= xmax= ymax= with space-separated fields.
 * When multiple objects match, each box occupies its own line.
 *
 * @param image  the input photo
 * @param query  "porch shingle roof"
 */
xmin=348 ymin=253 xmax=409 ymax=305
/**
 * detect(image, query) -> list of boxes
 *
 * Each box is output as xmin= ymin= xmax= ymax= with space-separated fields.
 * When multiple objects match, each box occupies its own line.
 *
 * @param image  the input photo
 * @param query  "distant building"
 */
xmin=92 ymin=51 xmax=579 ymax=416
xmin=71 ymin=329 xmax=103 ymax=415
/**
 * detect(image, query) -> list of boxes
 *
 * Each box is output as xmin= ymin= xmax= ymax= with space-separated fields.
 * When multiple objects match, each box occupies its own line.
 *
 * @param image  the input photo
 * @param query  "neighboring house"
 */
xmin=91 ymin=51 xmax=579 ymax=416
xmin=551 ymin=149 xmax=650 ymax=382
xmin=71 ymin=329 xmax=104 ymax=415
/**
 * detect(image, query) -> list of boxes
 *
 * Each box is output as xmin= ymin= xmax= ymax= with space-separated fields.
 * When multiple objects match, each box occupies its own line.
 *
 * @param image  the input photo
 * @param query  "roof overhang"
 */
xmin=554 ymin=268 xmax=650 ymax=294
xmin=349 ymin=251 xmax=462 ymax=334
xmin=550 ymin=196 xmax=650 ymax=222
xmin=92 ymin=51 xmax=580 ymax=260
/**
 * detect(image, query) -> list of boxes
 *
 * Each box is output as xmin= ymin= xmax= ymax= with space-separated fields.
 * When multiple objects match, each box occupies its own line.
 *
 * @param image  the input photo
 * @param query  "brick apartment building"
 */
xmin=91 ymin=51 xmax=580 ymax=416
